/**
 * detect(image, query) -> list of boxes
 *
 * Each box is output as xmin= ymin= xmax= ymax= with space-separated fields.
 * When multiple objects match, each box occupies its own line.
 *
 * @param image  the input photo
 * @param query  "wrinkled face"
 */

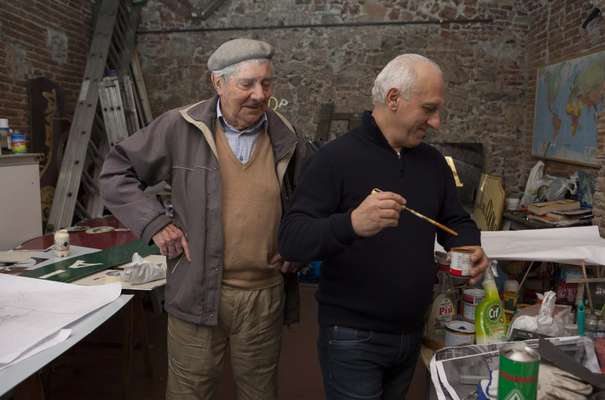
xmin=389 ymin=65 xmax=444 ymax=148
xmin=212 ymin=60 xmax=273 ymax=129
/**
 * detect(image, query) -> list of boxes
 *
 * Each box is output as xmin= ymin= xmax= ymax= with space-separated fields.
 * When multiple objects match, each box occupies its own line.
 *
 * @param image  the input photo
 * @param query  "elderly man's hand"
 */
xmin=269 ymin=254 xmax=305 ymax=274
xmin=455 ymin=245 xmax=489 ymax=285
xmin=351 ymin=191 xmax=405 ymax=237
xmin=152 ymin=223 xmax=191 ymax=261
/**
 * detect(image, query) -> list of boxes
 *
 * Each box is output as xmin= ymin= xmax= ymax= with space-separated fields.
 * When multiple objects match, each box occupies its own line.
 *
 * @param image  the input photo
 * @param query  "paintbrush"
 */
xmin=371 ymin=188 xmax=458 ymax=236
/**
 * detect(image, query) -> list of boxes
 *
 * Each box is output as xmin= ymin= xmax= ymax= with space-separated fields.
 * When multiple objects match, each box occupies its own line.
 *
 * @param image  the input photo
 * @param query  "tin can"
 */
xmin=54 ymin=229 xmax=70 ymax=257
xmin=498 ymin=343 xmax=539 ymax=400
xmin=463 ymin=288 xmax=485 ymax=322
xmin=10 ymin=131 xmax=26 ymax=153
xmin=449 ymin=247 xmax=473 ymax=277
xmin=444 ymin=320 xmax=475 ymax=347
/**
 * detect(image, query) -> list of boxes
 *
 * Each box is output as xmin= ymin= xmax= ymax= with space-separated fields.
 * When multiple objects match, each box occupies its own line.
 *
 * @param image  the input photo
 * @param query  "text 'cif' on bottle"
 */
xmin=475 ymin=261 xmax=507 ymax=344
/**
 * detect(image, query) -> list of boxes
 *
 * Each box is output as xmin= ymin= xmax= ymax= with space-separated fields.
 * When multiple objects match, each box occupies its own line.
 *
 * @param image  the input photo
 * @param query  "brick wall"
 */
xmin=525 ymin=0 xmax=605 ymax=235
xmin=0 ymin=1 xmax=94 ymax=135
xmin=136 ymin=0 xmax=534 ymax=193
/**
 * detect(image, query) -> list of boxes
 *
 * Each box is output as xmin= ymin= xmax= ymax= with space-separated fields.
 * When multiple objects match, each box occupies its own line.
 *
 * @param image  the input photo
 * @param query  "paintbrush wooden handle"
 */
xmin=371 ymin=188 xmax=459 ymax=236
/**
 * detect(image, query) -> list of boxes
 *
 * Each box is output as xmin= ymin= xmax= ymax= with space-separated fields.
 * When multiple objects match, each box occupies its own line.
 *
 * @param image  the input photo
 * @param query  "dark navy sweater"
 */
xmin=278 ymin=112 xmax=480 ymax=333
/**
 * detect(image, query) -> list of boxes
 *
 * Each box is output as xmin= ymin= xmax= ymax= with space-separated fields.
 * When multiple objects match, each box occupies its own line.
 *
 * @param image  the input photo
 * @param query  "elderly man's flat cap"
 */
xmin=207 ymin=38 xmax=274 ymax=71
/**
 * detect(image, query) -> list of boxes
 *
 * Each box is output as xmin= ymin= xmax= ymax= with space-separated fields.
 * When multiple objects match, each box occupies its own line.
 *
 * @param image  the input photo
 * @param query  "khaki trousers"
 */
xmin=166 ymin=282 xmax=284 ymax=400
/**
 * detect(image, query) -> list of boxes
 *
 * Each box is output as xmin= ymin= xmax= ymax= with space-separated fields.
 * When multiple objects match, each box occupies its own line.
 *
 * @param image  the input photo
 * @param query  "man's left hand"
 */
xmin=269 ymin=254 xmax=305 ymax=274
xmin=456 ymin=246 xmax=489 ymax=285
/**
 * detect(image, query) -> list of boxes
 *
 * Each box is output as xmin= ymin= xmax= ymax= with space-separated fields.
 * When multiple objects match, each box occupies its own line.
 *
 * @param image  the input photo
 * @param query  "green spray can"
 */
xmin=498 ymin=343 xmax=539 ymax=400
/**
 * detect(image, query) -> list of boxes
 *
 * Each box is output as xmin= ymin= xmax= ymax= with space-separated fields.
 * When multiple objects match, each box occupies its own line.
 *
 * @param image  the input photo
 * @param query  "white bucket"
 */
xmin=463 ymin=288 xmax=485 ymax=322
xmin=444 ymin=320 xmax=475 ymax=347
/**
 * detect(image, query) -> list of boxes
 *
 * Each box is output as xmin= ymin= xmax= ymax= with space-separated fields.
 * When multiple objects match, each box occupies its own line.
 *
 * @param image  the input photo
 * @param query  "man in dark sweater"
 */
xmin=278 ymin=54 xmax=488 ymax=400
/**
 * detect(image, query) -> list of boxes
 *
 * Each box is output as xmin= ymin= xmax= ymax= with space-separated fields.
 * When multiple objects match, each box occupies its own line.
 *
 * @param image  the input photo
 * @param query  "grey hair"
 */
xmin=211 ymin=58 xmax=272 ymax=82
xmin=371 ymin=54 xmax=442 ymax=105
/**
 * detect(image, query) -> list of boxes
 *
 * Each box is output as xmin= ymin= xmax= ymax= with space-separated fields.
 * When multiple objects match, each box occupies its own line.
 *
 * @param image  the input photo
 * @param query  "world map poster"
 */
xmin=532 ymin=50 xmax=605 ymax=166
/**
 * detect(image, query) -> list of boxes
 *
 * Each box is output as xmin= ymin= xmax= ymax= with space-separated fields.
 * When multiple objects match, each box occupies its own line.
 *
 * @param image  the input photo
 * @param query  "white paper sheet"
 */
xmin=436 ymin=226 xmax=605 ymax=266
xmin=481 ymin=225 xmax=605 ymax=265
xmin=0 ymin=329 xmax=71 ymax=372
xmin=0 ymin=274 xmax=120 ymax=366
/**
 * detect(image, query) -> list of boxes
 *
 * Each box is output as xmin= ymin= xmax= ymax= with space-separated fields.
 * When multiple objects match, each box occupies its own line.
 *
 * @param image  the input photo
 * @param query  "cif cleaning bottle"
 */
xmin=475 ymin=261 xmax=507 ymax=344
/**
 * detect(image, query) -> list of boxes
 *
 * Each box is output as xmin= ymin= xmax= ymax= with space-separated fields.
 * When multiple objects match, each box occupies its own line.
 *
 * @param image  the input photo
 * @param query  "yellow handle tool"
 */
xmin=371 ymin=188 xmax=458 ymax=236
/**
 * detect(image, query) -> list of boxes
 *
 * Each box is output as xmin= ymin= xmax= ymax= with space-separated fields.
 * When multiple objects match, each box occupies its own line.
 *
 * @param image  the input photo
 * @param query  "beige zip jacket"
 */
xmin=100 ymin=96 xmax=308 ymax=325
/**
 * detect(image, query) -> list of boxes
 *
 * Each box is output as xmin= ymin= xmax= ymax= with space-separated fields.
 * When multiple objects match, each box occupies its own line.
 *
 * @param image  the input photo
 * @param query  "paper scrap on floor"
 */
xmin=0 ymin=274 xmax=120 ymax=368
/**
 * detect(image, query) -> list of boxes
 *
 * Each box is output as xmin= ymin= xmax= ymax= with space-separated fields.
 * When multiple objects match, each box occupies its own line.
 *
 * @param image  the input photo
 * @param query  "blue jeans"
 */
xmin=318 ymin=325 xmax=422 ymax=400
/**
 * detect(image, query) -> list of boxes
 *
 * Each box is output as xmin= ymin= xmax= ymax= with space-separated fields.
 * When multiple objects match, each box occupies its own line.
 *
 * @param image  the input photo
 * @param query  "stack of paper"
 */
xmin=0 ymin=274 xmax=120 ymax=370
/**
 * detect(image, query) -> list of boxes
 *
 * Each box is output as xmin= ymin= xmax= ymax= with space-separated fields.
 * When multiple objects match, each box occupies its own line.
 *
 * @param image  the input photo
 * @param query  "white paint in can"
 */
xmin=463 ymin=288 xmax=485 ymax=321
xmin=54 ymin=229 xmax=70 ymax=257
xmin=444 ymin=320 xmax=475 ymax=347
xmin=449 ymin=247 xmax=473 ymax=277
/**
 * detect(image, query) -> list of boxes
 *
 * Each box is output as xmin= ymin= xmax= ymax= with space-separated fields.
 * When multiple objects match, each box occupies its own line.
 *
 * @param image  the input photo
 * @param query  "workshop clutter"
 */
xmin=424 ymin=254 xmax=605 ymax=348
xmin=515 ymin=161 xmax=594 ymax=227
xmin=427 ymin=253 xmax=605 ymax=399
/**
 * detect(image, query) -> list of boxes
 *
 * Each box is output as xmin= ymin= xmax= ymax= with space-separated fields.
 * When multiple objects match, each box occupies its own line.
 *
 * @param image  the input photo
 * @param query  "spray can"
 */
xmin=498 ymin=343 xmax=540 ymax=400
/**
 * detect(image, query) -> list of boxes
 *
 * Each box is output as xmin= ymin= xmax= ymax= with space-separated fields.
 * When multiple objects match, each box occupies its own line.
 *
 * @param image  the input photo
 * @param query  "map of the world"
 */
xmin=532 ymin=50 xmax=605 ymax=166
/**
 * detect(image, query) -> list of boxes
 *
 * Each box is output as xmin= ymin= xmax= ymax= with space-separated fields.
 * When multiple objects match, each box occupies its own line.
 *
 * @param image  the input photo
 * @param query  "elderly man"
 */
xmin=278 ymin=54 xmax=489 ymax=400
xmin=100 ymin=38 xmax=308 ymax=400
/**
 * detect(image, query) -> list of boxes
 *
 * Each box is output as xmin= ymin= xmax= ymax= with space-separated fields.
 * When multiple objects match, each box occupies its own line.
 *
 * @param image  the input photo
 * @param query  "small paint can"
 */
xmin=449 ymin=247 xmax=474 ymax=277
xmin=54 ymin=229 xmax=70 ymax=257
xmin=444 ymin=320 xmax=475 ymax=347
xmin=463 ymin=288 xmax=485 ymax=322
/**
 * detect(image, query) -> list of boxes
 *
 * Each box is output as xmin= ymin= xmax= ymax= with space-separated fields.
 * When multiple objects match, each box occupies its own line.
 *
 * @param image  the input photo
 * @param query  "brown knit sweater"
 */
xmin=215 ymin=123 xmax=282 ymax=289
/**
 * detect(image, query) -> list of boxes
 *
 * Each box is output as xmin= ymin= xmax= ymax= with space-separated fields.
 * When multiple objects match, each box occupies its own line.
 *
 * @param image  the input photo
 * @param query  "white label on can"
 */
xmin=464 ymin=303 xmax=477 ymax=321
xmin=450 ymin=250 xmax=472 ymax=276
xmin=463 ymin=289 xmax=485 ymax=322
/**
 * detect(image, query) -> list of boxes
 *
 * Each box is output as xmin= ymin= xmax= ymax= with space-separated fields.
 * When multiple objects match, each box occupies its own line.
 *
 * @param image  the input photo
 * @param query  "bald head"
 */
xmin=371 ymin=54 xmax=442 ymax=105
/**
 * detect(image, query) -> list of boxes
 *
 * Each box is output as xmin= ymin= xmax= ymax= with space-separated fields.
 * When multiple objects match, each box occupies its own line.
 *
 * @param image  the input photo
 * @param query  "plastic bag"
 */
xmin=508 ymin=292 xmax=570 ymax=337
xmin=520 ymin=161 xmax=545 ymax=207
xmin=120 ymin=252 xmax=166 ymax=284
xmin=536 ymin=291 xmax=571 ymax=336
xmin=543 ymin=176 xmax=578 ymax=201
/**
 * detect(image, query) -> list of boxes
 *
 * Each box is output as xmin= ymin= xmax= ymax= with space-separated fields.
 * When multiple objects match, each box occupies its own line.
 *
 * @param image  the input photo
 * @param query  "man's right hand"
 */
xmin=351 ymin=191 xmax=406 ymax=237
xmin=152 ymin=223 xmax=191 ymax=261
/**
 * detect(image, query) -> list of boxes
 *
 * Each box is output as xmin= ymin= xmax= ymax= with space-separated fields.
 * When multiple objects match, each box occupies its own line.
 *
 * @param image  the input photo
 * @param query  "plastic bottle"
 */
xmin=425 ymin=267 xmax=456 ymax=344
xmin=475 ymin=262 xmax=507 ymax=344
xmin=586 ymin=312 xmax=598 ymax=338
xmin=577 ymin=303 xmax=585 ymax=336
xmin=503 ymin=279 xmax=520 ymax=323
